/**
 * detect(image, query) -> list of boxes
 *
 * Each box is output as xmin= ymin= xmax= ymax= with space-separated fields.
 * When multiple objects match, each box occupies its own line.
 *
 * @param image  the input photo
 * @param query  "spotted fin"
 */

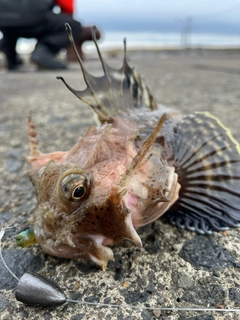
xmin=57 ymin=24 xmax=157 ymax=122
xmin=166 ymin=112 xmax=240 ymax=234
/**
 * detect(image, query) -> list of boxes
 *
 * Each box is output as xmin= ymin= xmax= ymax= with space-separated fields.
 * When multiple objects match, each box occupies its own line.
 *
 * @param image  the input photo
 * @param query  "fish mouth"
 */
xmin=35 ymin=227 xmax=115 ymax=270
xmin=73 ymin=234 xmax=115 ymax=270
xmin=35 ymin=211 xmax=142 ymax=270
xmin=72 ymin=211 xmax=143 ymax=269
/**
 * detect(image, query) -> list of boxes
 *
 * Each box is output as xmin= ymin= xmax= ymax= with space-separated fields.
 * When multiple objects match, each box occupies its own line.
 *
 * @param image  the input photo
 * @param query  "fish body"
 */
xmin=28 ymin=26 xmax=240 ymax=269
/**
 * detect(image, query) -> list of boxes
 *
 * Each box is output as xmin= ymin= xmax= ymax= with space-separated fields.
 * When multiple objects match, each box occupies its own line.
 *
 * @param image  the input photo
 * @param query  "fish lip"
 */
xmin=73 ymin=233 xmax=115 ymax=269
xmin=35 ymin=226 xmax=115 ymax=268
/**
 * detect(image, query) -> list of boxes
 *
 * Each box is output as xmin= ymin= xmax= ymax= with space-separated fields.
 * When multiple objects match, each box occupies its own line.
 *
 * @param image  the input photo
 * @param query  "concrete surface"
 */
xmin=0 ymin=48 xmax=240 ymax=320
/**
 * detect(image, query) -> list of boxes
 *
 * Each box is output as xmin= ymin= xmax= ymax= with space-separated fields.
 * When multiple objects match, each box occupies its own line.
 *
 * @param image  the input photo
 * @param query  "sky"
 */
xmin=75 ymin=0 xmax=240 ymax=35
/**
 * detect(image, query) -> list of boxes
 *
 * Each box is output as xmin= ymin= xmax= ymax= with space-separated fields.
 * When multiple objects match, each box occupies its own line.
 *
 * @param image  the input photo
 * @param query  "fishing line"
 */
xmin=0 ymin=227 xmax=20 ymax=281
xmin=1 ymin=227 xmax=240 ymax=312
xmin=66 ymin=299 xmax=240 ymax=312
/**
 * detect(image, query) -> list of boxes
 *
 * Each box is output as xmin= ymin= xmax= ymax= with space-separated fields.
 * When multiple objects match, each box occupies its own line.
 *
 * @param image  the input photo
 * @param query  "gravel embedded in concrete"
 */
xmin=0 ymin=49 xmax=240 ymax=319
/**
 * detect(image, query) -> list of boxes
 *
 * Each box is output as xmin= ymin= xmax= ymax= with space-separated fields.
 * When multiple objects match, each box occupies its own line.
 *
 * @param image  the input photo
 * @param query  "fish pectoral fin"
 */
xmin=166 ymin=112 xmax=240 ymax=234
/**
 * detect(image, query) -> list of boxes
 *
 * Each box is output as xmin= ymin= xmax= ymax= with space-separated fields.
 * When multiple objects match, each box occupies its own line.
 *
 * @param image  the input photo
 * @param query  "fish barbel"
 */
xmin=27 ymin=25 xmax=240 ymax=269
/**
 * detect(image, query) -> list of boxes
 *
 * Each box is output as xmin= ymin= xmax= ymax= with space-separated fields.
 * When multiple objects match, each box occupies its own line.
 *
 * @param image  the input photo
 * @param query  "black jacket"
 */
xmin=0 ymin=0 xmax=55 ymax=27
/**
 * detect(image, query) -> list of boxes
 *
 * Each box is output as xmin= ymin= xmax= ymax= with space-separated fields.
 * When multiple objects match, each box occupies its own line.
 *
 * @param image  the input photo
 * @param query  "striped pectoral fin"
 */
xmin=166 ymin=112 xmax=240 ymax=234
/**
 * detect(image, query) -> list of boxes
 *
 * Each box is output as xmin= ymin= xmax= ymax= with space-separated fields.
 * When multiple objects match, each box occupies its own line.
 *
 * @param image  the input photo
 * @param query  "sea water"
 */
xmin=14 ymin=31 xmax=240 ymax=54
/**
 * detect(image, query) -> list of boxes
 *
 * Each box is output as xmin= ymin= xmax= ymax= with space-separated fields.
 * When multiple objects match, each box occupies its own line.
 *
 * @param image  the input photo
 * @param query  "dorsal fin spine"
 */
xmin=64 ymin=23 xmax=102 ymax=109
xmin=91 ymin=26 xmax=118 ymax=112
xmin=57 ymin=24 xmax=158 ymax=122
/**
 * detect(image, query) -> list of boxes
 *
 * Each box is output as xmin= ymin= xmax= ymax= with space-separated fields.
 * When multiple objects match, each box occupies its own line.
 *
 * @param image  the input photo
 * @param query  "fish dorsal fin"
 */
xmin=57 ymin=24 xmax=157 ymax=122
xmin=166 ymin=112 xmax=240 ymax=234
xmin=28 ymin=112 xmax=41 ymax=157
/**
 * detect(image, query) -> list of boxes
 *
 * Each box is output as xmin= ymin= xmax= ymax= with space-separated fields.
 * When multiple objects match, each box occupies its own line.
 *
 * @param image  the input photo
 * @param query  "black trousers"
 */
xmin=0 ymin=12 xmax=82 ymax=64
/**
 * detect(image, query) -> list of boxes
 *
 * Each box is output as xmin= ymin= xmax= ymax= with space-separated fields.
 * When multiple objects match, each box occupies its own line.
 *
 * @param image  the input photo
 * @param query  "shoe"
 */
xmin=0 ymin=38 xmax=24 ymax=70
xmin=67 ymin=26 xmax=101 ymax=62
xmin=31 ymin=44 xmax=67 ymax=70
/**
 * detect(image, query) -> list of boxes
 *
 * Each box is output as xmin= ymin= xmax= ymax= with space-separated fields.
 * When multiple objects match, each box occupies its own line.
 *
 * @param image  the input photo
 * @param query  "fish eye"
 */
xmin=60 ymin=172 xmax=89 ymax=202
xmin=72 ymin=185 xmax=85 ymax=200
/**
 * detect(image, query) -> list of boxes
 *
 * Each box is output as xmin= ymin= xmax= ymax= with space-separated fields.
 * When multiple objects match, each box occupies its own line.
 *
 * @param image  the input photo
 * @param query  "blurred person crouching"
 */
xmin=0 ymin=0 xmax=101 ymax=70
xmin=55 ymin=0 xmax=101 ymax=61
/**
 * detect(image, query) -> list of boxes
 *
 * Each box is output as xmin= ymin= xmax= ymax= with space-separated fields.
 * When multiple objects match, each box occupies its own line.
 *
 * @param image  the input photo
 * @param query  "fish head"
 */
xmin=28 ymin=115 xmax=179 ymax=270
xmin=28 ymin=117 xmax=140 ymax=270
xmin=29 ymin=158 xmax=134 ymax=270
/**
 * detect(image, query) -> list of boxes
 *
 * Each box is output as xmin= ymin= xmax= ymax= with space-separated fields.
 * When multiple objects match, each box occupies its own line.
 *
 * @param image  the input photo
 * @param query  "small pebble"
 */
xmin=153 ymin=309 xmax=161 ymax=318
xmin=212 ymin=271 xmax=220 ymax=278
xmin=74 ymin=281 xmax=80 ymax=290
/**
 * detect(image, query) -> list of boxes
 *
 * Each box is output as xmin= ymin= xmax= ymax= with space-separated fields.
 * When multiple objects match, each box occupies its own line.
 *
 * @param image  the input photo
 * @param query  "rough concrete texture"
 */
xmin=0 ymin=48 xmax=240 ymax=320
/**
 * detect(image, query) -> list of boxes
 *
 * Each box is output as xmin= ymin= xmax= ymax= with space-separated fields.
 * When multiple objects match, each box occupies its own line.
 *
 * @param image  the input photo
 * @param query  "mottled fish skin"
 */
xmin=27 ymin=25 xmax=240 ymax=269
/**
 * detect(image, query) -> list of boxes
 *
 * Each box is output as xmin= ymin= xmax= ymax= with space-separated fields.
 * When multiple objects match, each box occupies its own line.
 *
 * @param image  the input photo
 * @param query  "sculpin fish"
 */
xmin=27 ymin=25 xmax=240 ymax=269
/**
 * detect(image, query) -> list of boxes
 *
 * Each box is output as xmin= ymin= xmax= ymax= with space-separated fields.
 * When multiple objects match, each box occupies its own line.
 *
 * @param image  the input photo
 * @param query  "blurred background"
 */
xmin=1 ymin=0 xmax=240 ymax=55
xmin=75 ymin=0 xmax=240 ymax=51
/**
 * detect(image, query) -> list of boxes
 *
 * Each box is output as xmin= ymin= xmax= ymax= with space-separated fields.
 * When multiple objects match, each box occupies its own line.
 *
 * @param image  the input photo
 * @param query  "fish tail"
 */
xmin=166 ymin=112 xmax=240 ymax=234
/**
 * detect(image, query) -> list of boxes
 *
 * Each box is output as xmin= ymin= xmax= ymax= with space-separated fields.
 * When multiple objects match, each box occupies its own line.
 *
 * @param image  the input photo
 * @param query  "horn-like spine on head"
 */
xmin=119 ymin=113 xmax=167 ymax=190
